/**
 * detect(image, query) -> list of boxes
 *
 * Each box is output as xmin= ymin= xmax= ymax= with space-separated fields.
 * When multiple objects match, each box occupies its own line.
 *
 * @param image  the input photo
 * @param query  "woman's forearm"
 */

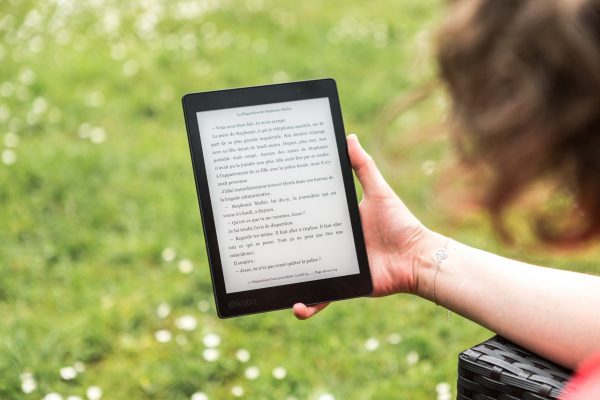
xmin=414 ymin=230 xmax=600 ymax=369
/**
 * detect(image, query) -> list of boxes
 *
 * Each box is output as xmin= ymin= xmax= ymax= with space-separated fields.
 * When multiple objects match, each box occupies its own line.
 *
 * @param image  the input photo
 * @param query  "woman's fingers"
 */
xmin=292 ymin=302 xmax=330 ymax=320
xmin=346 ymin=134 xmax=391 ymax=197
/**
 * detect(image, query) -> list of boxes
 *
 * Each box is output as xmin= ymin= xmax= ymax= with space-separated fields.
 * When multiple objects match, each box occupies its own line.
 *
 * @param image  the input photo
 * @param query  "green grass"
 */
xmin=1 ymin=0 xmax=598 ymax=399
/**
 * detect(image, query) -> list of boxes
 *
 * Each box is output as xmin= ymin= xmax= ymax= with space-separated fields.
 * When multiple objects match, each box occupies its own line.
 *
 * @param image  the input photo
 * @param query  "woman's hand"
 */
xmin=293 ymin=134 xmax=431 ymax=319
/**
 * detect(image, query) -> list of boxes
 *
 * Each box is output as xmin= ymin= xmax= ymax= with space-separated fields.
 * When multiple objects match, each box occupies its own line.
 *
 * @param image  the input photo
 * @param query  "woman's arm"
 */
xmin=293 ymin=134 xmax=600 ymax=370
xmin=416 ymin=230 xmax=600 ymax=370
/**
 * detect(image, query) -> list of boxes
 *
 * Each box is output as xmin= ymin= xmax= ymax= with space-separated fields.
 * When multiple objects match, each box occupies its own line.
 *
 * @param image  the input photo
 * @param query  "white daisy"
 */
xmin=202 ymin=348 xmax=219 ymax=362
xmin=89 ymin=127 xmax=106 ymax=144
xmin=161 ymin=247 xmax=176 ymax=262
xmin=175 ymin=315 xmax=197 ymax=331
xmin=154 ymin=329 xmax=172 ymax=343
xmin=178 ymin=259 xmax=194 ymax=274
xmin=406 ymin=351 xmax=419 ymax=366
xmin=235 ymin=348 xmax=250 ymax=363
xmin=78 ymin=123 xmax=91 ymax=139
xmin=244 ymin=366 xmax=259 ymax=380
xmin=203 ymin=333 xmax=221 ymax=348
xmin=231 ymin=386 xmax=244 ymax=397
xmin=32 ymin=97 xmax=47 ymax=114
xmin=18 ymin=67 xmax=35 ymax=85
xmin=364 ymin=337 xmax=379 ymax=352
xmin=190 ymin=392 xmax=208 ymax=400
xmin=272 ymin=366 xmax=287 ymax=380
xmin=2 ymin=149 xmax=17 ymax=165
xmin=86 ymin=386 xmax=102 ymax=400
xmin=60 ymin=366 xmax=77 ymax=381
xmin=156 ymin=302 xmax=171 ymax=319
xmin=387 ymin=333 xmax=402 ymax=345
xmin=436 ymin=382 xmax=451 ymax=394
xmin=318 ymin=393 xmax=335 ymax=400
xmin=272 ymin=71 xmax=289 ymax=84
xmin=21 ymin=376 xmax=36 ymax=393
xmin=4 ymin=132 xmax=19 ymax=147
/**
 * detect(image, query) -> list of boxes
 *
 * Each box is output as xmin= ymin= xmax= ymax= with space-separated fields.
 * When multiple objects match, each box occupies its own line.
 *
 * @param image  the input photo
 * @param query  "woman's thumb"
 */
xmin=346 ymin=134 xmax=390 ymax=197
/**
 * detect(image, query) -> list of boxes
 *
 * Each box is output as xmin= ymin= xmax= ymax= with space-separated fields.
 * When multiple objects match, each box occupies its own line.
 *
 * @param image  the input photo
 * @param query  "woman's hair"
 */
xmin=437 ymin=0 xmax=600 ymax=244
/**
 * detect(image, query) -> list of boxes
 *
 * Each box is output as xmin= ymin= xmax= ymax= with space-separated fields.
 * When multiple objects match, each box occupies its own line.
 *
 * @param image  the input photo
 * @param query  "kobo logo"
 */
xmin=228 ymin=297 xmax=257 ymax=309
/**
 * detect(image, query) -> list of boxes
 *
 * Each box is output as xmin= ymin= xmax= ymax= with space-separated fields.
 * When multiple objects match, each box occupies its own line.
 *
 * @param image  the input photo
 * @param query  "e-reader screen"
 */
xmin=196 ymin=97 xmax=360 ymax=294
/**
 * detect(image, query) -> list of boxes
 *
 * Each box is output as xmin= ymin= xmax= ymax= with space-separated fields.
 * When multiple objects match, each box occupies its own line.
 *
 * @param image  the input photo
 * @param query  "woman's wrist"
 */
xmin=412 ymin=229 xmax=451 ymax=301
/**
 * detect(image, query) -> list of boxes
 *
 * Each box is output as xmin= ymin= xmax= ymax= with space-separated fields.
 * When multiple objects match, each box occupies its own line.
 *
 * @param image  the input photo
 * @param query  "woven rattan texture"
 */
xmin=457 ymin=336 xmax=573 ymax=400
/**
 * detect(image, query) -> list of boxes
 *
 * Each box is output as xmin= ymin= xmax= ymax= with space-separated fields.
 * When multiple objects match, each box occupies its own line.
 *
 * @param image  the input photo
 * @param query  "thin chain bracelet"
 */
xmin=432 ymin=237 xmax=451 ymax=321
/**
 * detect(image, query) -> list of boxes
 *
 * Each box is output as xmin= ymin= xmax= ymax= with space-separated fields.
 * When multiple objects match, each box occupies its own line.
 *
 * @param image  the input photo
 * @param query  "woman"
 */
xmin=293 ymin=0 xmax=600 ymax=398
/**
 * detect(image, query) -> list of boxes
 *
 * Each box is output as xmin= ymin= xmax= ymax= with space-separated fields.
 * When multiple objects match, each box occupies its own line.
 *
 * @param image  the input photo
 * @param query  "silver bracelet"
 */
xmin=432 ymin=237 xmax=450 ymax=305
xmin=432 ymin=237 xmax=451 ymax=321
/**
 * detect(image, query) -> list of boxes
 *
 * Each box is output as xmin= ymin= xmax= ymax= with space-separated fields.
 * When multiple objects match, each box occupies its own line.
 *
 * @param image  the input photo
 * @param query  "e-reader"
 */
xmin=182 ymin=78 xmax=372 ymax=318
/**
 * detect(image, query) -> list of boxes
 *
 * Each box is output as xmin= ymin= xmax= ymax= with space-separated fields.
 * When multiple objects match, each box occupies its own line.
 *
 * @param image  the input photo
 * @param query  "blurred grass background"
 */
xmin=1 ymin=0 xmax=599 ymax=399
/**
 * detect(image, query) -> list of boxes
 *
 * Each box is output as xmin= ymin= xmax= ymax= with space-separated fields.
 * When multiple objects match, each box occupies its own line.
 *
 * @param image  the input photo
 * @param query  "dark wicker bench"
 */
xmin=457 ymin=336 xmax=573 ymax=400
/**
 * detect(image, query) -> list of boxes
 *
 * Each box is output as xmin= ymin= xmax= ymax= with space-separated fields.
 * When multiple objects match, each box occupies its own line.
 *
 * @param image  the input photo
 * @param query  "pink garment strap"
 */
xmin=561 ymin=350 xmax=600 ymax=399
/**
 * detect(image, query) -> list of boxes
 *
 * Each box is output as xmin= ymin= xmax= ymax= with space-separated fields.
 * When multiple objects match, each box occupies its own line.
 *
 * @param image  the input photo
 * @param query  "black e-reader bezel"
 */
xmin=182 ymin=78 xmax=372 ymax=318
